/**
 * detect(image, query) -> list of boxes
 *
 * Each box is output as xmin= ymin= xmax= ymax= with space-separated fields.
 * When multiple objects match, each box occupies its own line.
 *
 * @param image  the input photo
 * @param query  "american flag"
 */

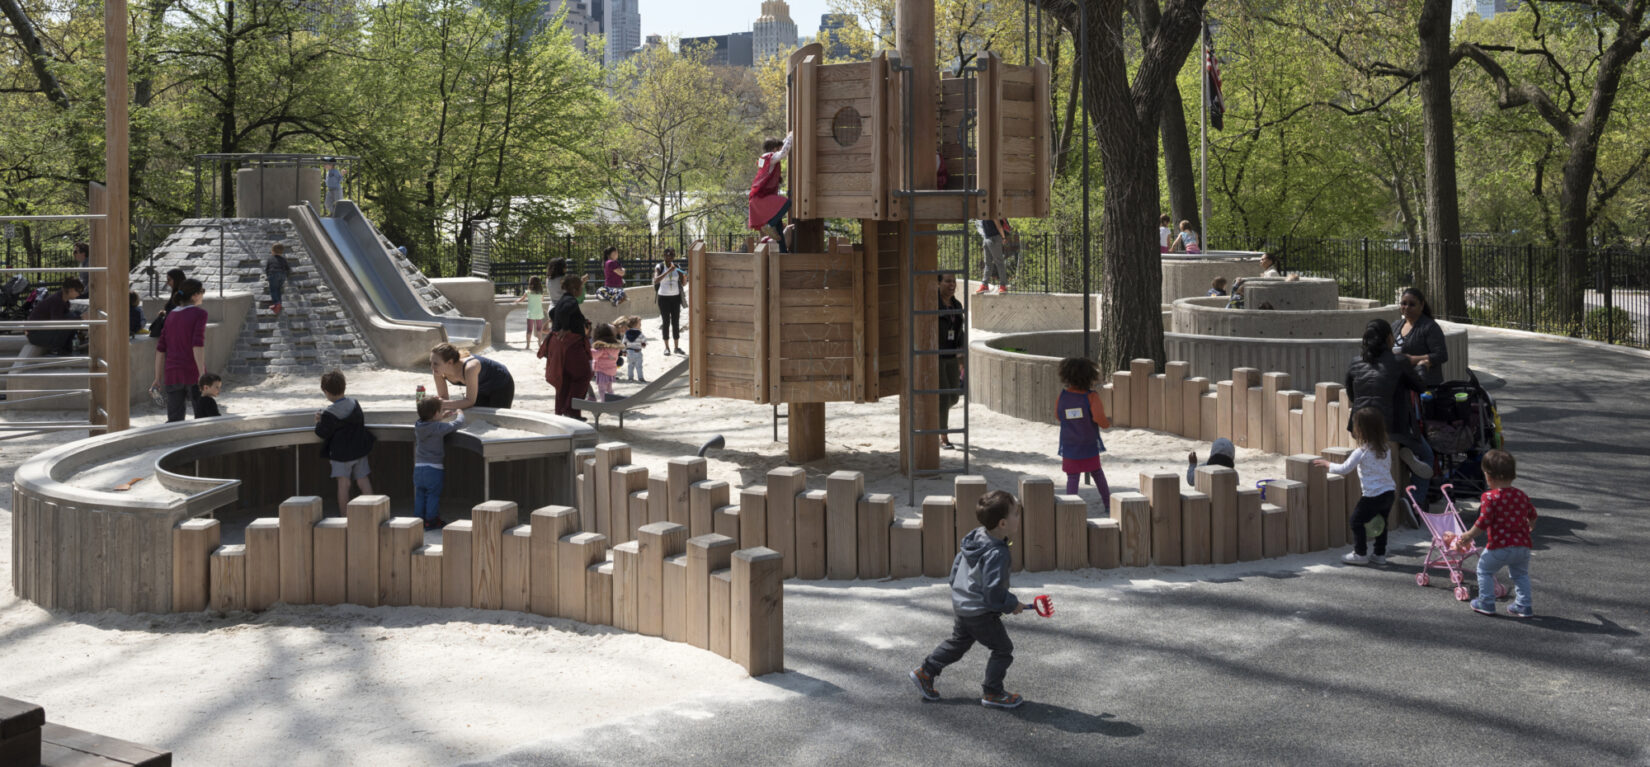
xmin=1204 ymin=22 xmax=1225 ymax=131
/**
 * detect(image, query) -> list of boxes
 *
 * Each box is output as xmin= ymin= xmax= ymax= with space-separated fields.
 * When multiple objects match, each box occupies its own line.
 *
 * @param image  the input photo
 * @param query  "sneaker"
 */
xmin=1508 ymin=605 xmax=1534 ymax=619
xmin=981 ymin=691 xmax=1024 ymax=709
xmin=996 ymin=285 xmax=1009 ymax=294
xmin=974 ymin=283 xmax=991 ymax=294
xmin=909 ymin=668 xmax=940 ymax=701
xmin=424 ymin=518 xmax=448 ymax=531
xmin=1368 ymin=554 xmax=1388 ymax=566
xmin=1471 ymin=602 xmax=1496 ymax=616
xmin=1341 ymin=552 xmax=1369 ymax=565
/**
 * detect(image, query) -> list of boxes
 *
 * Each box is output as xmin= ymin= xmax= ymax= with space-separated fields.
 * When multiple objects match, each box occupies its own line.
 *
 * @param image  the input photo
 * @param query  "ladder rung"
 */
xmin=912 ymin=349 xmax=967 ymax=356
xmin=914 ymin=268 xmax=968 ymax=276
xmin=911 ymin=428 xmax=967 ymax=435
xmin=913 ymin=308 xmax=967 ymax=316
xmin=911 ymin=388 xmax=966 ymax=396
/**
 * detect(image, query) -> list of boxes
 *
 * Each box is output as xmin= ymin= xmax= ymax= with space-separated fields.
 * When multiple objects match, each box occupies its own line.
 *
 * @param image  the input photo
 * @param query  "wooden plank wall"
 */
xmin=810 ymin=59 xmax=881 ymax=221
xmin=691 ymin=242 xmax=769 ymax=403
xmin=769 ymin=241 xmax=862 ymax=404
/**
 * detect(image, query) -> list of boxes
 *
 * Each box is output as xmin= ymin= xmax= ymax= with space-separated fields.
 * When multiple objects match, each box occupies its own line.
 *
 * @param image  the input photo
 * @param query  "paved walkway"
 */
xmin=471 ymin=329 xmax=1650 ymax=766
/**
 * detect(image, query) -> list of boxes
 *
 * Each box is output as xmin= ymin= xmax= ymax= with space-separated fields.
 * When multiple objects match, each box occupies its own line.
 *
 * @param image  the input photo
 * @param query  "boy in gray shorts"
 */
xmin=314 ymin=370 xmax=376 ymax=516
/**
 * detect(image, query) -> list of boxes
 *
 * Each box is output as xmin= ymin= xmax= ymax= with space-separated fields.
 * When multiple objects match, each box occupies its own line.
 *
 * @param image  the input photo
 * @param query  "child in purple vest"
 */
xmin=1056 ymin=357 xmax=1111 ymax=507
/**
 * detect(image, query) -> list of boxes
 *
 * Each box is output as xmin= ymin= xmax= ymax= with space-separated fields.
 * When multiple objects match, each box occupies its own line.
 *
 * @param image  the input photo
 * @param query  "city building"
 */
xmin=1476 ymin=0 xmax=1521 ymax=19
xmin=604 ymin=0 xmax=641 ymax=67
xmin=752 ymin=0 xmax=798 ymax=63
xmin=819 ymin=13 xmax=855 ymax=60
xmin=681 ymin=32 xmax=754 ymax=68
xmin=537 ymin=0 xmax=600 ymax=53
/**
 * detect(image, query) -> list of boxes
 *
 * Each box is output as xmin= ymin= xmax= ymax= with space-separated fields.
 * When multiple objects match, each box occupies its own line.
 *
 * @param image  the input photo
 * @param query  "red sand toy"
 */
xmin=1031 ymin=594 xmax=1054 ymax=617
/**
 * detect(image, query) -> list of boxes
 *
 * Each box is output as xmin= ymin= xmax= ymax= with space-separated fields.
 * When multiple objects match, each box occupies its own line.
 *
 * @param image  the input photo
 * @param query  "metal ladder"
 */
xmin=896 ymin=58 xmax=984 ymax=505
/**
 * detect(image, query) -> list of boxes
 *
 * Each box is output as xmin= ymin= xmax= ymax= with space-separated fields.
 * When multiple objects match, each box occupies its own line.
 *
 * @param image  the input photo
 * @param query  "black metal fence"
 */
xmin=1221 ymin=234 xmax=1650 ymax=349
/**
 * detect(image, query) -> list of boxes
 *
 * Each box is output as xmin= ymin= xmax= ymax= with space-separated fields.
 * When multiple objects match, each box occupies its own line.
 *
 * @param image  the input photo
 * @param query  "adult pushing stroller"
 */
xmin=1419 ymin=371 xmax=1502 ymax=497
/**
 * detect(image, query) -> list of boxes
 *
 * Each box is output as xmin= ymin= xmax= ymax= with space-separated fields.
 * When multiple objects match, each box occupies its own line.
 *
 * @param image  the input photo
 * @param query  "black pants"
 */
xmin=922 ymin=613 xmax=1014 ymax=695
xmin=165 ymin=383 xmax=199 ymax=423
xmin=26 ymin=329 xmax=75 ymax=355
xmin=658 ymin=294 xmax=682 ymax=343
xmin=1350 ymin=490 xmax=1395 ymax=556
xmin=475 ymin=382 xmax=515 ymax=409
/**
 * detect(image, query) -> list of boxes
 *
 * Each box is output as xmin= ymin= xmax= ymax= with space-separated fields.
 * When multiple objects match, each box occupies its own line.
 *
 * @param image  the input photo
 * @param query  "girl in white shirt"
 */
xmin=1315 ymin=406 xmax=1397 ymax=565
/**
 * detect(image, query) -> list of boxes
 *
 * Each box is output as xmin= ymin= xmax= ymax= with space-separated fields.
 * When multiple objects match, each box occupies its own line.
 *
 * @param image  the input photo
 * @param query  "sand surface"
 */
xmin=0 ymin=307 xmax=1289 ymax=764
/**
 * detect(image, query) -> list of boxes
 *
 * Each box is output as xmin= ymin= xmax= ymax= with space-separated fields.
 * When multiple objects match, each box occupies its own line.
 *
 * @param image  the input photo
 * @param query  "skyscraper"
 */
xmin=819 ymin=13 xmax=855 ymax=60
xmin=752 ymin=0 xmax=798 ymax=63
xmin=604 ymin=0 xmax=641 ymax=67
xmin=537 ymin=0 xmax=600 ymax=53
xmin=1476 ymin=0 xmax=1521 ymax=19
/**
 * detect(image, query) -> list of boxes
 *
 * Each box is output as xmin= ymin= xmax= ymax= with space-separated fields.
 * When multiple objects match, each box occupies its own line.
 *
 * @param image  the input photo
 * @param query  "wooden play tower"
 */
xmin=688 ymin=0 xmax=1050 ymax=474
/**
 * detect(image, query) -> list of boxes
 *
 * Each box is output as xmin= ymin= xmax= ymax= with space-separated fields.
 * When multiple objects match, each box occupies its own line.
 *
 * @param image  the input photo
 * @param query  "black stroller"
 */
xmin=0 ymin=275 xmax=30 ymax=323
xmin=1420 ymin=371 xmax=1503 ymax=498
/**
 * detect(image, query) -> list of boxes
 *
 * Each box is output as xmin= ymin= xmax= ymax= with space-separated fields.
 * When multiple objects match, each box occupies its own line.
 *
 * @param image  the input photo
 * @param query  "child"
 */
xmin=1313 ymin=406 xmax=1395 ymax=565
xmin=597 ymin=247 xmax=628 ymax=306
xmin=1186 ymin=438 xmax=1236 ymax=486
xmin=265 ymin=242 xmax=291 ymax=316
xmin=314 ymin=370 xmax=376 ymax=516
xmin=1055 ymin=357 xmax=1111 ymax=508
xmin=514 ymin=276 xmax=546 ymax=346
xmin=590 ymin=323 xmax=623 ymax=402
xmin=1455 ymin=449 xmax=1536 ymax=617
xmin=128 ymin=291 xmax=144 ymax=337
xmin=413 ymin=397 xmax=466 ymax=531
xmin=195 ymin=373 xmax=224 ymax=418
xmin=622 ymin=315 xmax=648 ymax=383
xmin=909 ymin=490 xmax=1026 ymax=709
xmin=1208 ymin=277 xmax=1228 ymax=297
xmin=748 ymin=133 xmax=794 ymax=253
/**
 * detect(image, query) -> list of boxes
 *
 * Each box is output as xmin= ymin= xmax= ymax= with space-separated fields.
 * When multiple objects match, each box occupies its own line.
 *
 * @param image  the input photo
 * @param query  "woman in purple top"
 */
xmin=152 ymin=278 xmax=208 ymax=421
xmin=597 ymin=246 xmax=628 ymax=306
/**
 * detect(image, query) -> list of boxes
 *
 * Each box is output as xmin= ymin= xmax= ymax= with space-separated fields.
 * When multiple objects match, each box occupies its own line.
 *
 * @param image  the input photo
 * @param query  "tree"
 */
xmin=1032 ymin=0 xmax=1208 ymax=373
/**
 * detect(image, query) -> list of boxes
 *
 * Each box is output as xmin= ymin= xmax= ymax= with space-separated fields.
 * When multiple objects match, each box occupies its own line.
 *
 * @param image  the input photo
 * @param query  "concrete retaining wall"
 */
xmin=1164 ymin=325 xmax=1470 ymax=386
xmin=970 ymin=331 xmax=1099 ymax=423
xmin=968 ymin=291 xmax=1098 ymax=333
xmin=1171 ymin=297 xmax=1399 ymax=338
xmin=1238 ymin=277 xmax=1339 ymax=310
xmin=1162 ymin=252 xmax=1266 ymax=302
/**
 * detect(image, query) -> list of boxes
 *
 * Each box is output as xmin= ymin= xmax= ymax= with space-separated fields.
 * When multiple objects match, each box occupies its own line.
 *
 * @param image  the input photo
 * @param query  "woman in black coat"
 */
xmin=1346 ymin=318 xmax=1434 ymax=481
xmin=539 ymin=273 xmax=593 ymax=419
xmin=1392 ymin=287 xmax=1449 ymax=387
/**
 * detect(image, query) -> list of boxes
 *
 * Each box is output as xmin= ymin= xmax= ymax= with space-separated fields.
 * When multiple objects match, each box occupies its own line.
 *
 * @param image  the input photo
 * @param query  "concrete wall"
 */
xmin=1165 ymin=324 xmax=1470 ymax=387
xmin=237 ymin=167 xmax=322 ymax=218
xmin=1170 ymin=297 xmax=1399 ymax=338
xmin=1162 ymin=252 xmax=1266 ymax=302
xmin=1238 ymin=277 xmax=1339 ymax=310
xmin=968 ymin=290 xmax=1098 ymax=333
xmin=429 ymin=277 xmax=499 ymax=348
xmin=581 ymin=285 xmax=660 ymax=327
xmin=970 ymin=331 xmax=1099 ymax=423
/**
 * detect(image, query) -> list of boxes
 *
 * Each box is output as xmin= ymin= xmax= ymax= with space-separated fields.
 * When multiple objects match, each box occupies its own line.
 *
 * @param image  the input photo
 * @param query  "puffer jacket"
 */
xmin=949 ymin=527 xmax=1020 ymax=617
xmin=1344 ymin=350 xmax=1426 ymax=438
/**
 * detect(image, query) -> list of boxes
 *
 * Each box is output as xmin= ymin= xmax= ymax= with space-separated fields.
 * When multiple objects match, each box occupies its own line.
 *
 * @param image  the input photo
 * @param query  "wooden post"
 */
xmin=794 ymin=489 xmax=827 ymax=579
xmin=1054 ymin=495 xmax=1088 ymax=570
xmin=209 ymin=545 xmax=246 ymax=612
xmin=411 ymin=545 xmax=442 ymax=606
xmin=1284 ymin=395 xmax=1305 ymax=456
xmin=593 ymin=443 xmax=631 ymax=538
xmin=648 ymin=476 xmax=670 ymax=525
xmin=1246 ymin=385 xmax=1266 ymax=454
xmin=1196 ymin=466 xmax=1239 ymax=565
xmin=739 ymin=487 xmax=768 ymax=552
xmin=788 ymin=402 xmax=827 ymax=463
xmin=501 ymin=525 xmax=532 ymax=612
xmin=1260 ymin=372 xmax=1290 ymax=453
xmin=890 ymin=517 xmax=923 ymax=579
xmin=1164 ymin=361 xmax=1189 ymax=435
xmin=687 ymin=533 xmax=737 ymax=649
xmin=440 ymin=521 xmax=474 ymax=609
xmin=244 ymin=518 xmax=281 ymax=611
xmin=1129 ymin=359 xmax=1154 ymax=428
xmin=1148 ymin=373 xmax=1166 ymax=431
xmin=897 ymin=0 xmax=940 ymax=475
xmin=1326 ymin=400 xmax=1345 ymax=450
xmin=578 ymin=453 xmax=597 ymax=533
xmin=1272 ymin=478 xmax=1309 ymax=554
xmin=1261 ymin=503 xmax=1288 ymax=558
xmin=1236 ymin=488 xmax=1263 ymax=561
xmin=662 ymin=554 xmax=688 ymax=642
xmin=638 ymin=522 xmax=689 ymax=637
xmin=558 ymin=532 xmax=607 ymax=623
xmin=1179 ymin=491 xmax=1211 ymax=565
xmin=611 ymin=541 xmax=640 ymax=632
xmin=714 ymin=507 xmax=738 ymax=552
xmin=1216 ymin=380 xmax=1235 ymax=442
xmin=824 ymin=471 xmax=862 ymax=579
xmin=585 ymin=561 xmax=614 ymax=626
xmin=530 ymin=506 xmax=580 ymax=618
xmin=95 ymin=0 xmax=131 ymax=433
xmin=610 ymin=466 xmax=648 ymax=543
xmin=953 ymin=476 xmax=988 ymax=539
xmin=1230 ymin=368 xmax=1260 ymax=446
xmin=1111 ymin=371 xmax=1133 ymax=427
xmin=1300 ymin=394 xmax=1318 ymax=455
xmin=765 ymin=466 xmax=806 ymax=578
xmin=1326 ymin=474 xmax=1349 ymax=548
xmin=312 ymin=518 xmax=348 ymax=606
xmin=1314 ymin=382 xmax=1343 ymax=451
xmin=1286 ymin=455 xmax=1329 ymax=552
xmin=1019 ymin=477 xmax=1056 ymax=572
xmin=1110 ymin=493 xmax=1151 ymax=567
xmin=709 ymin=569 xmax=734 ymax=657
xmin=857 ymin=494 xmax=893 ymax=579
xmin=1322 ymin=448 xmax=1359 ymax=527
xmin=277 ymin=497 xmax=322 ymax=605
xmin=1140 ymin=471 xmax=1182 ymax=567
xmin=732 ymin=547 xmax=785 ymax=675
xmin=1087 ymin=518 xmax=1121 ymax=569
xmin=377 ymin=517 xmax=421 ymax=607
xmin=470 ymin=500 xmax=516 ymax=610
xmin=921 ymin=496 xmax=956 ymax=578
xmin=690 ymin=480 xmax=730 ymax=540
xmin=346 ymin=495 xmax=390 ymax=606
xmin=1182 ymin=377 xmax=1208 ymax=439
xmin=668 ymin=457 xmax=708 ymax=530
xmin=1202 ymin=391 xmax=1219 ymax=442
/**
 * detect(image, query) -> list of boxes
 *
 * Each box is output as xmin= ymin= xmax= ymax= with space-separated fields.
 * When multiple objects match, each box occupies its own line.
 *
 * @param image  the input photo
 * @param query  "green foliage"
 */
xmin=1582 ymin=306 xmax=1636 ymax=344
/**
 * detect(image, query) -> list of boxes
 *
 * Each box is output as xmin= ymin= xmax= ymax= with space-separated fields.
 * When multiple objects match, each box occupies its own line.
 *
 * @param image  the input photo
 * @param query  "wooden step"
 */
xmin=40 ymin=722 xmax=171 ymax=766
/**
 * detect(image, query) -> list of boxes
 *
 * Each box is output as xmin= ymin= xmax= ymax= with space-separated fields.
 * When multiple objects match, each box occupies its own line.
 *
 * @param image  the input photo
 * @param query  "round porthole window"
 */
xmin=832 ymin=106 xmax=863 ymax=147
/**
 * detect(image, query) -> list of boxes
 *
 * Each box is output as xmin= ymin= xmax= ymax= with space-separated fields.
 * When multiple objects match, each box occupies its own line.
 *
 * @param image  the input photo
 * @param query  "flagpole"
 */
xmin=1200 ymin=18 xmax=1209 ymax=253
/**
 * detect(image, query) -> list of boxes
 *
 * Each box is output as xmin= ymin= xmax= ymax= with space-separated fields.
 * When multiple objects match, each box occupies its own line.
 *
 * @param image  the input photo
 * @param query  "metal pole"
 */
xmin=1525 ymin=243 xmax=1534 ymax=330
xmin=1080 ymin=4 xmax=1090 ymax=361
xmin=1199 ymin=18 xmax=1209 ymax=253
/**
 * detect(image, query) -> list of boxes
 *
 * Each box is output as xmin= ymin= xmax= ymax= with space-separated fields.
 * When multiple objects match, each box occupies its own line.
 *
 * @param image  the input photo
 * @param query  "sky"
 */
xmin=640 ymin=0 xmax=840 ymax=41
xmin=639 ymin=0 xmax=1487 ymax=42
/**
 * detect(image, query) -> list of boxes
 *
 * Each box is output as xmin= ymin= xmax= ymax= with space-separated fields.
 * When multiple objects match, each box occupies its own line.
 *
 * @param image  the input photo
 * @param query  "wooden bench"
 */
xmin=1 ymin=695 xmax=172 ymax=766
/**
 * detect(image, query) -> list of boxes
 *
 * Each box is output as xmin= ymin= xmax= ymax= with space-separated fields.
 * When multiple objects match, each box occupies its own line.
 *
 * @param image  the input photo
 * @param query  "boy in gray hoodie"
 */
xmin=910 ymin=490 xmax=1026 ymax=709
xmin=413 ymin=396 xmax=465 ymax=530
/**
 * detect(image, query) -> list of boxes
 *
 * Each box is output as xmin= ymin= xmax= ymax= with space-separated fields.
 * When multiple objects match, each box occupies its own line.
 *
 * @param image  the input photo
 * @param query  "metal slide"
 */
xmin=315 ymin=200 xmax=486 ymax=345
xmin=572 ymin=358 xmax=691 ymax=427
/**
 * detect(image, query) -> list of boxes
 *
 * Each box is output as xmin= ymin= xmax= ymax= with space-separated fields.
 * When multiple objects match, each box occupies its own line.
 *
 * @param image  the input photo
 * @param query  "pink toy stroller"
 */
xmin=1408 ymin=484 xmax=1507 ymax=602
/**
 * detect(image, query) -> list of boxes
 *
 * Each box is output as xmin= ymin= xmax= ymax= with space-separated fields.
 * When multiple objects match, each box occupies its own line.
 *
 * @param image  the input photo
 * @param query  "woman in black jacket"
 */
xmin=1392 ymin=287 xmax=1448 ymax=387
xmin=1346 ymin=318 xmax=1434 ymax=481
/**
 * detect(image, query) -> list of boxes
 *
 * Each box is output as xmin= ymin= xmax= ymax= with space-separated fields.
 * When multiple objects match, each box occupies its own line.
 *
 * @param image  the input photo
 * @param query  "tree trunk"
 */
xmin=1161 ymin=82 xmax=1200 ymax=232
xmin=1418 ymin=0 xmax=1464 ymax=320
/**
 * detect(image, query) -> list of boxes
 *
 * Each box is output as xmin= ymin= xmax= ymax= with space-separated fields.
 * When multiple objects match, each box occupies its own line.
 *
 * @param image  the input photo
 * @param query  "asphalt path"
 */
xmin=470 ymin=330 xmax=1650 ymax=766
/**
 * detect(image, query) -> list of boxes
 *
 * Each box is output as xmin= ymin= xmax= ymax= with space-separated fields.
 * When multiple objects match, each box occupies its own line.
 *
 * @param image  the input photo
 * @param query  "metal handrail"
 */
xmin=0 ymin=267 xmax=109 ymax=273
xmin=0 ymin=214 xmax=106 ymax=222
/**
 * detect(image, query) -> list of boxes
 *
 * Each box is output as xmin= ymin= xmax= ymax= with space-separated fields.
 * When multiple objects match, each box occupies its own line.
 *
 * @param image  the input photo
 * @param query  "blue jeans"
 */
xmin=269 ymin=276 xmax=285 ymax=306
xmin=1473 ymin=546 xmax=1532 ymax=613
xmin=413 ymin=465 xmax=444 ymax=523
